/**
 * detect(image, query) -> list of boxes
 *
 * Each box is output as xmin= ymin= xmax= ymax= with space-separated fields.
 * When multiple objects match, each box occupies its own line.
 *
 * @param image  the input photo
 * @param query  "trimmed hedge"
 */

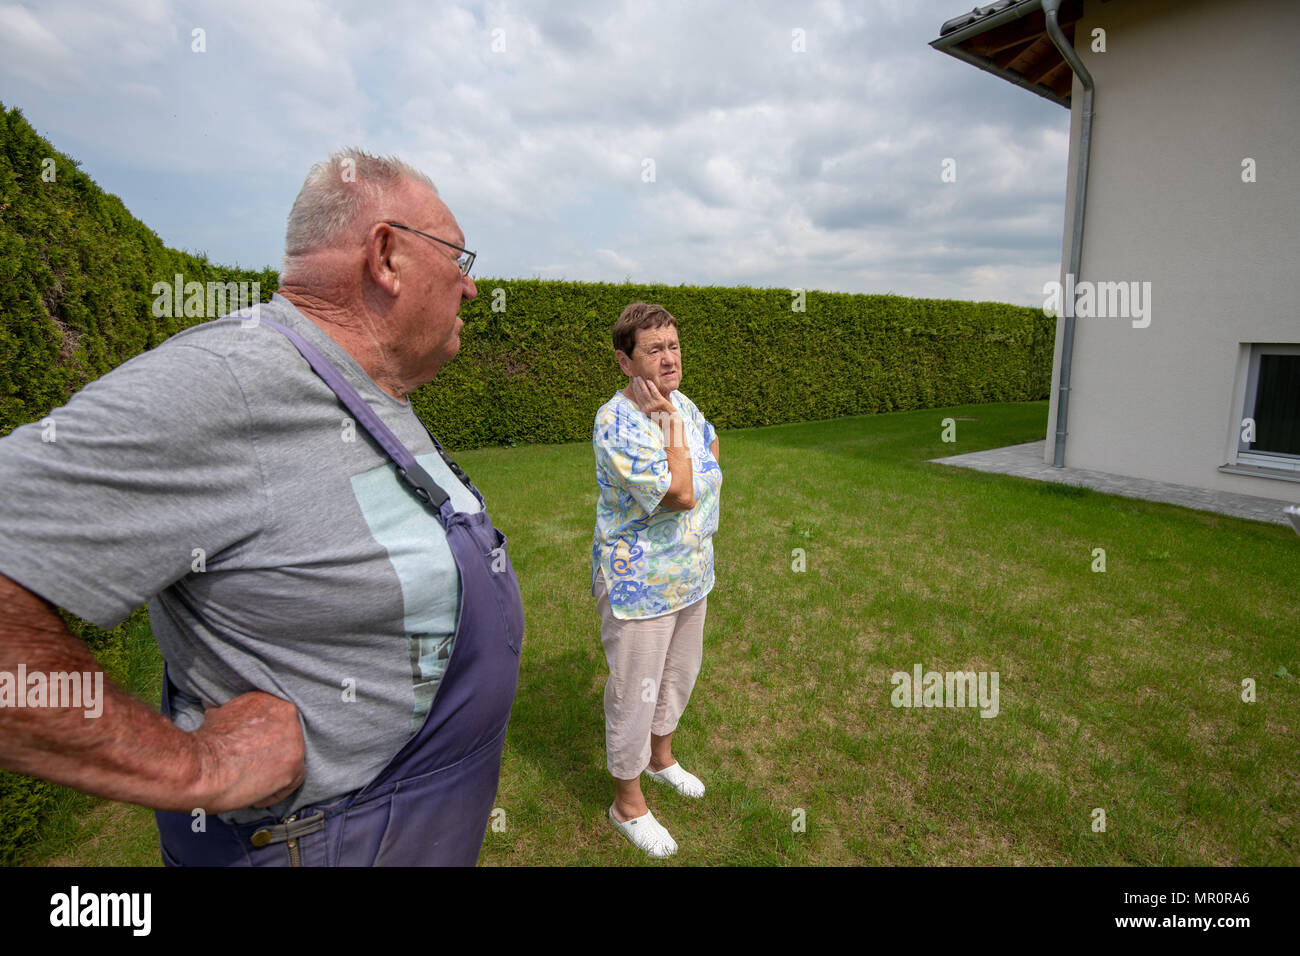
xmin=0 ymin=100 xmax=1054 ymax=862
xmin=416 ymin=281 xmax=1053 ymax=449
xmin=0 ymin=102 xmax=277 ymax=438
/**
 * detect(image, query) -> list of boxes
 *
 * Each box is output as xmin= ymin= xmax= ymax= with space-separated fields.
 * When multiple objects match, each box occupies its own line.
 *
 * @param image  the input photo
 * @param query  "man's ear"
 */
xmin=365 ymin=222 xmax=401 ymax=297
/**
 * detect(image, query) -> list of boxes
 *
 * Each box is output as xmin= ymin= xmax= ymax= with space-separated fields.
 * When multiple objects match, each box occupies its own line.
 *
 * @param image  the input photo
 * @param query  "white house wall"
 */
xmin=1043 ymin=0 xmax=1300 ymax=496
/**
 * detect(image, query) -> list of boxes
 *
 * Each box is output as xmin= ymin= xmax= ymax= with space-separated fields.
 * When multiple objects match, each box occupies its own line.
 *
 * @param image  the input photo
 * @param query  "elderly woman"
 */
xmin=591 ymin=302 xmax=722 ymax=858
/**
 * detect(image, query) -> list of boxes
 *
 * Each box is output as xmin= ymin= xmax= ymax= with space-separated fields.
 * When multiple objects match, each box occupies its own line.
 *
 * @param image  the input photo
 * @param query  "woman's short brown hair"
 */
xmin=613 ymin=302 xmax=677 ymax=357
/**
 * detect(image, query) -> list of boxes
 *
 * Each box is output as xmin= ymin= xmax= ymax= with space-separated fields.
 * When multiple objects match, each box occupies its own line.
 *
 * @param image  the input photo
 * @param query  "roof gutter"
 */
xmin=1041 ymin=0 xmax=1095 ymax=468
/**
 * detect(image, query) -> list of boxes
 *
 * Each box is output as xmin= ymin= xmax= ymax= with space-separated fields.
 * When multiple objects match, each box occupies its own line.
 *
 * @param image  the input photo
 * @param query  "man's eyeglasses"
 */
xmin=384 ymin=221 xmax=476 ymax=276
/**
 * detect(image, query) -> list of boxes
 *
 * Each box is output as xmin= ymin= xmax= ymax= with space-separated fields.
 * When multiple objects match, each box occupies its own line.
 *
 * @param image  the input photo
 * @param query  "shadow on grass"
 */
xmin=503 ymin=645 xmax=609 ymax=806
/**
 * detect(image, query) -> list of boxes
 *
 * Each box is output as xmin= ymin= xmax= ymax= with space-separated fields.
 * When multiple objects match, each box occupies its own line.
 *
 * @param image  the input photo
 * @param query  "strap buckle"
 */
xmin=396 ymin=463 xmax=450 ymax=510
xmin=396 ymin=467 xmax=432 ymax=505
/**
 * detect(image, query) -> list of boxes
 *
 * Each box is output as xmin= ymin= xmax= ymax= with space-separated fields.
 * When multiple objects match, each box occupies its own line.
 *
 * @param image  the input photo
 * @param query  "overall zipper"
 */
xmin=285 ymin=814 xmax=300 ymax=867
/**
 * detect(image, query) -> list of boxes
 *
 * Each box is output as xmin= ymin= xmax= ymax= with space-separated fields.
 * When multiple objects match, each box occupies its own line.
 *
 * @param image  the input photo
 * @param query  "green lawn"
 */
xmin=18 ymin=400 xmax=1300 ymax=866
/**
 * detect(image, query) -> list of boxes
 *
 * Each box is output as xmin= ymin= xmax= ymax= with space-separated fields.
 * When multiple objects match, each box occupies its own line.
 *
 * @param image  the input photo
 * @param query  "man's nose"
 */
xmin=462 ymin=274 xmax=477 ymax=300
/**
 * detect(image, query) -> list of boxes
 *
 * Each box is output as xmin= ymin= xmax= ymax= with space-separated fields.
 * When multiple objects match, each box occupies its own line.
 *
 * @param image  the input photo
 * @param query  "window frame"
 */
xmin=1234 ymin=343 xmax=1300 ymax=473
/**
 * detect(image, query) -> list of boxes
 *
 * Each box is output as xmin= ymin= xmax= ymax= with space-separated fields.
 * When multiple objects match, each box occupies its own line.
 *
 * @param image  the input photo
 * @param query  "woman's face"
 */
xmin=618 ymin=325 xmax=681 ymax=396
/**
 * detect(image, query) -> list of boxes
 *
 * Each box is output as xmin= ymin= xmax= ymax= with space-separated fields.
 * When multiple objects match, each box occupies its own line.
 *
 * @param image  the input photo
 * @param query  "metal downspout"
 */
xmin=1042 ymin=0 xmax=1095 ymax=467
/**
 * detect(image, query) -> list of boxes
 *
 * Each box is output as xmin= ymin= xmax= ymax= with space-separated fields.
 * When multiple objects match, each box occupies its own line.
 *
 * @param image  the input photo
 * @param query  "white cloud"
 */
xmin=595 ymin=248 xmax=638 ymax=273
xmin=0 ymin=3 xmax=81 ymax=84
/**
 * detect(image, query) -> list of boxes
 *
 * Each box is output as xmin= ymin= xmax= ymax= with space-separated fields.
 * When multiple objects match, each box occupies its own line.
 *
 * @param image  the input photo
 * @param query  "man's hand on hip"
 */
xmin=193 ymin=691 xmax=306 ymax=812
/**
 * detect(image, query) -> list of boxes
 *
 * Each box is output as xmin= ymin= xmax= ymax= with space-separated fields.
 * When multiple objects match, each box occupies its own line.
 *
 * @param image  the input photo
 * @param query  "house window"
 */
xmin=1238 ymin=344 xmax=1300 ymax=471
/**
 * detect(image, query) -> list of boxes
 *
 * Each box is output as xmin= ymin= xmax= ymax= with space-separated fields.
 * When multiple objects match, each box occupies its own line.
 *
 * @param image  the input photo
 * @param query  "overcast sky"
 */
xmin=1 ymin=0 xmax=1073 ymax=305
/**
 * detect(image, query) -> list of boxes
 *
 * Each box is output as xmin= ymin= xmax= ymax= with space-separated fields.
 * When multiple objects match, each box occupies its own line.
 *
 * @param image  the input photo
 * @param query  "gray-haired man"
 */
xmin=0 ymin=149 xmax=524 ymax=865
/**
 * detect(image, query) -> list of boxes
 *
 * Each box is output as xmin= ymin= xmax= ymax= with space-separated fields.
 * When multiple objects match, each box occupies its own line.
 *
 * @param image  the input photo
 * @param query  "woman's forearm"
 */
xmin=660 ymin=413 xmax=696 ymax=510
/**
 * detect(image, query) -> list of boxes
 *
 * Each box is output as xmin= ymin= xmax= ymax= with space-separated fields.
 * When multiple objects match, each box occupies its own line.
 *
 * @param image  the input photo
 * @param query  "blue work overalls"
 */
xmin=154 ymin=319 xmax=524 ymax=866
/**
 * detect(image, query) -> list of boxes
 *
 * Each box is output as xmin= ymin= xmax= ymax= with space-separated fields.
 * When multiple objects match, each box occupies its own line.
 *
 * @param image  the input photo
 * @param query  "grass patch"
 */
xmin=13 ymin=400 xmax=1299 ymax=866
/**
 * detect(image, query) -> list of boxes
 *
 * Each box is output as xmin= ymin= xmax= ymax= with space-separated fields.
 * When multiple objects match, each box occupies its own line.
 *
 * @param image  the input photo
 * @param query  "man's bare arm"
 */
xmin=0 ymin=572 xmax=305 ymax=814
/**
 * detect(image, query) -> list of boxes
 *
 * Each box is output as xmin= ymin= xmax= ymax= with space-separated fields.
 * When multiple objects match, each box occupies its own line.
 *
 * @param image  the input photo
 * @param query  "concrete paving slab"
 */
xmin=930 ymin=440 xmax=1299 ymax=527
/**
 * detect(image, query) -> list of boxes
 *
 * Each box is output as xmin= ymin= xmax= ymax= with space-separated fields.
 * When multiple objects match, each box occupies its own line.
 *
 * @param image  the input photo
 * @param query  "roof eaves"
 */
xmin=930 ymin=0 xmax=1072 ymax=109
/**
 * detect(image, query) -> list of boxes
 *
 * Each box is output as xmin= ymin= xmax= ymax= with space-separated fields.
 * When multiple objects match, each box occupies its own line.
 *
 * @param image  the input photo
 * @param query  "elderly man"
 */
xmin=0 ymin=149 xmax=524 ymax=866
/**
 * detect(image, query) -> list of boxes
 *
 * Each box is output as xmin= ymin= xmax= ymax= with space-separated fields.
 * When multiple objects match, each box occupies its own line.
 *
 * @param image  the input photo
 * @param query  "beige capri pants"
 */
xmin=593 ymin=573 xmax=707 ymax=780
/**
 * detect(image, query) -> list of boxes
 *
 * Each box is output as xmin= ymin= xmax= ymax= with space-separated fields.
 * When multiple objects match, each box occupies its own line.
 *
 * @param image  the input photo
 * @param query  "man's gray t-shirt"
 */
xmin=0 ymin=294 xmax=481 ymax=822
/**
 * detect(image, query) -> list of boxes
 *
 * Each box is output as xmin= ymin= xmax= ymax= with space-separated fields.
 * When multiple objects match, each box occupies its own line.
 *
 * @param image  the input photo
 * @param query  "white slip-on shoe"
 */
xmin=608 ymin=805 xmax=678 ymax=858
xmin=645 ymin=762 xmax=705 ymax=798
